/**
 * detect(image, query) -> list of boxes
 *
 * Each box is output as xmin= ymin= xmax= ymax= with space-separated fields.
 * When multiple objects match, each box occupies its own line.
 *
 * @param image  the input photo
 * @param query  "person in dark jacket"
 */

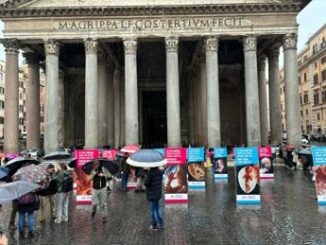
xmin=17 ymin=192 xmax=40 ymax=238
xmin=135 ymin=167 xmax=146 ymax=193
xmin=144 ymin=167 xmax=164 ymax=231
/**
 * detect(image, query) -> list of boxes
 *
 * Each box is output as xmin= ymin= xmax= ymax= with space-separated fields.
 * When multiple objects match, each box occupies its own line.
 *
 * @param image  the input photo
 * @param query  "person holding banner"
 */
xmin=144 ymin=167 xmax=164 ymax=231
xmin=88 ymin=160 xmax=112 ymax=224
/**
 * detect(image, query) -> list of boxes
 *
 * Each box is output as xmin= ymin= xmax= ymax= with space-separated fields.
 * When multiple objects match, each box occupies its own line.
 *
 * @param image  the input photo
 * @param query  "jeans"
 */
xmin=56 ymin=192 xmax=69 ymax=222
xmin=92 ymin=188 xmax=108 ymax=218
xmin=149 ymin=200 xmax=163 ymax=227
xmin=18 ymin=212 xmax=34 ymax=232
xmin=121 ymin=172 xmax=128 ymax=189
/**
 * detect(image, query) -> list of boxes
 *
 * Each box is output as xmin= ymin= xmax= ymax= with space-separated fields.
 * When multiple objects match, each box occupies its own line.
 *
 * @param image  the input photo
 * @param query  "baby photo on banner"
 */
xmin=258 ymin=146 xmax=274 ymax=179
xmin=235 ymin=147 xmax=261 ymax=205
xmin=213 ymin=148 xmax=228 ymax=179
xmin=74 ymin=149 xmax=100 ymax=205
xmin=164 ymin=148 xmax=188 ymax=204
xmin=187 ymin=147 xmax=205 ymax=190
xmin=312 ymin=147 xmax=326 ymax=205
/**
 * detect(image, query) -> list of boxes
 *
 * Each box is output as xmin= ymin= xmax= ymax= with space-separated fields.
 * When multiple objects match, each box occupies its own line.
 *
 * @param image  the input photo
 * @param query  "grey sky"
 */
xmin=0 ymin=0 xmax=325 ymax=61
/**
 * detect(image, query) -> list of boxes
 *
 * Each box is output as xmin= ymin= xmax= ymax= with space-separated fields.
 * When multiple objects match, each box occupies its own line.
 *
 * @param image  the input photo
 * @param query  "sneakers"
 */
xmin=29 ymin=231 xmax=35 ymax=238
xmin=157 ymin=225 xmax=165 ymax=230
xmin=91 ymin=211 xmax=96 ymax=219
xmin=148 ymin=225 xmax=158 ymax=231
xmin=54 ymin=219 xmax=61 ymax=224
xmin=19 ymin=231 xmax=25 ymax=239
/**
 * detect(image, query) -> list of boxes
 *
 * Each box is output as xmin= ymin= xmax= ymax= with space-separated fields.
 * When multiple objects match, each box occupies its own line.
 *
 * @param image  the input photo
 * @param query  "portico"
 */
xmin=0 ymin=0 xmax=310 ymax=153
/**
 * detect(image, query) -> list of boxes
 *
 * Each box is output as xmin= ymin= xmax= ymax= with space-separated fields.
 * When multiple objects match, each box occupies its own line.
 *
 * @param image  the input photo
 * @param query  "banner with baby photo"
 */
xmin=312 ymin=147 xmax=326 ymax=205
xmin=187 ymin=147 xmax=205 ymax=189
xmin=235 ymin=147 xmax=260 ymax=205
xmin=164 ymin=148 xmax=188 ymax=204
xmin=258 ymin=147 xmax=274 ymax=179
xmin=74 ymin=149 xmax=100 ymax=205
xmin=213 ymin=148 xmax=228 ymax=179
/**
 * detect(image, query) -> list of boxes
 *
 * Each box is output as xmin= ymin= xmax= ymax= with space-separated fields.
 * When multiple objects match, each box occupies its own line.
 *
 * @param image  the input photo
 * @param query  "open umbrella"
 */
xmin=121 ymin=145 xmax=140 ymax=154
xmin=13 ymin=164 xmax=50 ymax=189
xmin=67 ymin=158 xmax=77 ymax=168
xmin=82 ymin=159 xmax=120 ymax=175
xmin=127 ymin=149 xmax=167 ymax=168
xmin=43 ymin=151 xmax=73 ymax=160
xmin=5 ymin=157 xmax=40 ymax=177
xmin=0 ymin=167 xmax=9 ymax=179
xmin=0 ymin=181 xmax=40 ymax=204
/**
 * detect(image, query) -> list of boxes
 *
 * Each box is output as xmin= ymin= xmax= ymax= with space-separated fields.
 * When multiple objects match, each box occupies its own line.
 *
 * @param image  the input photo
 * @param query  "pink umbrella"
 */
xmin=120 ymin=145 xmax=140 ymax=154
xmin=13 ymin=164 xmax=50 ymax=189
xmin=5 ymin=153 xmax=19 ymax=160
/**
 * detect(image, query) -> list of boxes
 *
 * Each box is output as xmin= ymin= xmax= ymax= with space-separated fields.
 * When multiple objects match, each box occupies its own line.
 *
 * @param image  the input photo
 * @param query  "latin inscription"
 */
xmin=56 ymin=17 xmax=245 ymax=31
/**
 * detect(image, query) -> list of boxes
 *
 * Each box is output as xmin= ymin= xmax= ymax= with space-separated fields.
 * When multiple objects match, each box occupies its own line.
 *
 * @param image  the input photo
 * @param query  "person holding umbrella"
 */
xmin=87 ymin=160 xmax=112 ymax=224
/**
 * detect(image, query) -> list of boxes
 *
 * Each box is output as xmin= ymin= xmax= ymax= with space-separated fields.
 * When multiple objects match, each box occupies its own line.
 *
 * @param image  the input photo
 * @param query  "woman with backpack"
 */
xmin=53 ymin=163 xmax=73 ymax=224
xmin=17 ymin=191 xmax=40 ymax=238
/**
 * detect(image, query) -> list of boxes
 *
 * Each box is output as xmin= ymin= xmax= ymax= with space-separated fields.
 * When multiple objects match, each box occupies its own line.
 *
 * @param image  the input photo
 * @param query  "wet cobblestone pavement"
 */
xmin=1 ymin=166 xmax=326 ymax=245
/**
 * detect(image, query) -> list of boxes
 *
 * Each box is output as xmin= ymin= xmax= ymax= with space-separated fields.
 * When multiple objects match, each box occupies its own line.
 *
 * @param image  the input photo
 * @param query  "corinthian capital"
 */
xmin=283 ymin=33 xmax=297 ymax=51
xmin=205 ymin=37 xmax=218 ymax=52
xmin=44 ymin=39 xmax=60 ymax=56
xmin=165 ymin=37 xmax=178 ymax=53
xmin=123 ymin=38 xmax=137 ymax=54
xmin=84 ymin=39 xmax=98 ymax=55
xmin=2 ymin=39 xmax=20 ymax=55
xmin=243 ymin=36 xmax=257 ymax=52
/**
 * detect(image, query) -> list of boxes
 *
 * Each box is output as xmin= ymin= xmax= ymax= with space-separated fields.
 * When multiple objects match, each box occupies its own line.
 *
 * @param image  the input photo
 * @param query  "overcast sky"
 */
xmin=0 ymin=0 xmax=325 ymax=61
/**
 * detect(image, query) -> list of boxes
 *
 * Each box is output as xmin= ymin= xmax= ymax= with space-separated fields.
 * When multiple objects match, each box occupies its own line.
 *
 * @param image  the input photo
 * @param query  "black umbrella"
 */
xmin=82 ymin=159 xmax=120 ymax=175
xmin=43 ymin=151 xmax=73 ymax=160
xmin=68 ymin=158 xmax=77 ymax=168
xmin=5 ymin=157 xmax=40 ymax=177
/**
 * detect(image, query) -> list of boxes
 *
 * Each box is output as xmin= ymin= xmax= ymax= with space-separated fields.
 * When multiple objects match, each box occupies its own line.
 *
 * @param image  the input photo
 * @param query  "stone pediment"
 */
xmin=0 ymin=0 xmax=310 ymax=8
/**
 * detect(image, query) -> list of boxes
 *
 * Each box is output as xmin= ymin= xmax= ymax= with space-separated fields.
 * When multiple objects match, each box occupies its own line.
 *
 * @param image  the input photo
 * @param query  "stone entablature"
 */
xmin=2 ymin=14 xmax=298 ymax=40
xmin=0 ymin=0 xmax=310 ymax=18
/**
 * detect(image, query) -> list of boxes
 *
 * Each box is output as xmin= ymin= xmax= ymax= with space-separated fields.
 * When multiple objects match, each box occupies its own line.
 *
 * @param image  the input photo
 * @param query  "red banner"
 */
xmin=165 ymin=148 xmax=187 ymax=165
xmin=258 ymin=147 xmax=272 ymax=158
xmin=102 ymin=149 xmax=118 ymax=160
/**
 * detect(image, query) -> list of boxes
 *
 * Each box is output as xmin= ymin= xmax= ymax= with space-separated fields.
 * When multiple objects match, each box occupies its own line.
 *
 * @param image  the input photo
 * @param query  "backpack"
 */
xmin=18 ymin=193 xmax=37 ymax=205
xmin=61 ymin=173 xmax=73 ymax=193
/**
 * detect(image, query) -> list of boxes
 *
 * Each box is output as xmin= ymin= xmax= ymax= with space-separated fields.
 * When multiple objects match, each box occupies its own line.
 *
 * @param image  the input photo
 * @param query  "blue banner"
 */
xmin=235 ymin=147 xmax=259 ymax=166
xmin=214 ymin=148 xmax=227 ymax=158
xmin=187 ymin=147 xmax=205 ymax=162
xmin=312 ymin=147 xmax=326 ymax=166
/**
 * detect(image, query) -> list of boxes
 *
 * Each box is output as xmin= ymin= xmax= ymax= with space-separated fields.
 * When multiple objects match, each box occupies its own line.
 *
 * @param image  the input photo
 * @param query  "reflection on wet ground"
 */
xmin=1 ymin=166 xmax=326 ymax=245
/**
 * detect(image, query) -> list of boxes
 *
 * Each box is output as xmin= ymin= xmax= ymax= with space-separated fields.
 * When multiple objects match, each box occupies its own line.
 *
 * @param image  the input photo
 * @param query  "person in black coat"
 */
xmin=144 ymin=167 xmax=164 ymax=231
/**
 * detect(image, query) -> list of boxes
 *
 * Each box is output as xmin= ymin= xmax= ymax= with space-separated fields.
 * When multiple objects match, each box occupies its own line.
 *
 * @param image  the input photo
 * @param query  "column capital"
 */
xmin=165 ymin=36 xmax=179 ymax=53
xmin=44 ymin=39 xmax=60 ymax=56
xmin=84 ymin=39 xmax=98 ymax=55
xmin=205 ymin=37 xmax=218 ymax=52
xmin=2 ymin=39 xmax=20 ymax=55
xmin=23 ymin=52 xmax=40 ymax=65
xmin=243 ymin=36 xmax=257 ymax=52
xmin=123 ymin=38 xmax=137 ymax=54
xmin=283 ymin=33 xmax=297 ymax=51
xmin=267 ymin=45 xmax=280 ymax=59
xmin=258 ymin=56 xmax=266 ymax=71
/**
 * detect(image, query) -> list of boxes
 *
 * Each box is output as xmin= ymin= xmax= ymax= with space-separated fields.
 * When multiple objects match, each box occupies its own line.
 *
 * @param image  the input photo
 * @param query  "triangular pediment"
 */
xmin=0 ymin=0 xmax=311 ymax=9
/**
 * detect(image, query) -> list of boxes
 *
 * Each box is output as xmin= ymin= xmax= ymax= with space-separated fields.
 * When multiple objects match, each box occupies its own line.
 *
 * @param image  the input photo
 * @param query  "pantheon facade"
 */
xmin=0 ymin=0 xmax=310 ymax=153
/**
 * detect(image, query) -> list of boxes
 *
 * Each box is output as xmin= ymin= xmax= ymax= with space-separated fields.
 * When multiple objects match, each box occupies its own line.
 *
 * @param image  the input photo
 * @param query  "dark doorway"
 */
xmin=142 ymin=91 xmax=167 ymax=146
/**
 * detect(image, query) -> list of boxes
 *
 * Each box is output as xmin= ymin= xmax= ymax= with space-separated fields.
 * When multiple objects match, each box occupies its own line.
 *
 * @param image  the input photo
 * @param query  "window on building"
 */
xmin=314 ymin=90 xmax=320 ymax=105
xmin=19 ymin=105 xmax=23 ymax=112
xmin=315 ymin=62 xmax=318 ymax=68
xmin=0 ymin=87 xmax=4 ymax=94
xmin=314 ymin=74 xmax=319 ymax=84
xmin=304 ymin=92 xmax=309 ymax=104
xmin=304 ymin=73 xmax=307 ymax=82
xmin=280 ymin=88 xmax=282 ymax=94
xmin=306 ymin=109 xmax=308 ymax=115
xmin=19 ymin=118 xmax=24 ymax=125
xmin=300 ymin=110 xmax=303 ymax=116
xmin=323 ymin=88 xmax=326 ymax=103
xmin=298 ymin=76 xmax=301 ymax=84
xmin=313 ymin=44 xmax=318 ymax=54
xmin=322 ymin=70 xmax=326 ymax=81
xmin=19 ymin=93 xmax=22 ymax=100
xmin=0 ymin=100 xmax=4 ymax=109
xmin=0 ymin=73 xmax=3 ymax=81
xmin=322 ymin=56 xmax=326 ymax=64
xmin=19 ymin=82 xmax=23 ymax=88
xmin=0 ymin=117 xmax=3 ymax=124
xmin=317 ymin=113 xmax=321 ymax=121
